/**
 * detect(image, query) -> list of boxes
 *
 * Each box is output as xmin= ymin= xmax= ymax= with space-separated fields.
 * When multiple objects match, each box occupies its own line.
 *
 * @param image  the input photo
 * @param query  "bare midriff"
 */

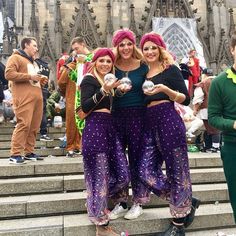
xmin=147 ymin=100 xmax=171 ymax=107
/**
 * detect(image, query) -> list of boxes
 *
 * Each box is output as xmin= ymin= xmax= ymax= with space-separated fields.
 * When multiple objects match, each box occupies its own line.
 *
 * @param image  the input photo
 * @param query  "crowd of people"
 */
xmin=1 ymin=29 xmax=236 ymax=236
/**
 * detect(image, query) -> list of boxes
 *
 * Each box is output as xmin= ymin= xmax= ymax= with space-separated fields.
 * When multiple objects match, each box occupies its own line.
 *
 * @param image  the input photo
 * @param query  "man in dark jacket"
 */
xmin=0 ymin=62 xmax=7 ymax=87
xmin=35 ymin=57 xmax=53 ymax=141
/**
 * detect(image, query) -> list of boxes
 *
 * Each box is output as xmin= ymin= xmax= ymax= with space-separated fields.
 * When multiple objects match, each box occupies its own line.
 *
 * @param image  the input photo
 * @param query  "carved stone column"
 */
xmin=28 ymin=0 xmax=39 ymax=40
xmin=54 ymin=0 xmax=63 ymax=56
xmin=105 ymin=2 xmax=114 ymax=47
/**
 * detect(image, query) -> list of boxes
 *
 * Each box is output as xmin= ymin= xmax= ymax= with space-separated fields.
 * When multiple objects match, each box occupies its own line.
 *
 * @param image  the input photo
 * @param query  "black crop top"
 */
xmin=144 ymin=64 xmax=190 ymax=106
xmin=80 ymin=74 xmax=111 ymax=113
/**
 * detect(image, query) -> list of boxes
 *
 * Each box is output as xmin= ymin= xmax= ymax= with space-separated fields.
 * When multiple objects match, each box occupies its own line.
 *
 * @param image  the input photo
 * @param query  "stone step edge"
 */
xmin=0 ymin=183 xmax=230 ymax=220
xmin=0 ymin=203 xmax=234 ymax=235
xmin=187 ymin=227 xmax=236 ymax=236
xmin=0 ymin=169 xmax=226 ymax=197
xmin=0 ymin=156 xmax=223 ymax=178
xmin=0 ymin=167 xmax=225 ymax=183
xmin=0 ymin=154 xmax=221 ymax=164
xmin=0 ymin=182 xmax=228 ymax=202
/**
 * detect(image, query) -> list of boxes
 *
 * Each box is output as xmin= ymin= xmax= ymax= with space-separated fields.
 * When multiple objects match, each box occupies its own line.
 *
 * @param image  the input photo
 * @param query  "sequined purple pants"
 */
xmin=139 ymin=102 xmax=192 ymax=218
xmin=112 ymin=107 xmax=150 ymax=204
xmin=82 ymin=112 xmax=129 ymax=225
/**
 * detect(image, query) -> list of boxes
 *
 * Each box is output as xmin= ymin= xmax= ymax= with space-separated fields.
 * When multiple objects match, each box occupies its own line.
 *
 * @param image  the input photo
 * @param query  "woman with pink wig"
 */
xmin=139 ymin=32 xmax=200 ymax=236
xmin=80 ymin=48 xmax=128 ymax=236
xmin=108 ymin=29 xmax=150 ymax=221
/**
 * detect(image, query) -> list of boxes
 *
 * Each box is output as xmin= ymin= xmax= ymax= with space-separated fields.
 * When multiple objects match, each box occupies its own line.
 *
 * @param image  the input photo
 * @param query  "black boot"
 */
xmin=161 ymin=222 xmax=185 ymax=236
xmin=184 ymin=197 xmax=201 ymax=228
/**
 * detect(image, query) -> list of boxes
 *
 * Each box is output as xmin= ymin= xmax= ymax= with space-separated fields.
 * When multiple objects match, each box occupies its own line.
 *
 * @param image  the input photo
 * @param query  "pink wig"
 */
xmin=92 ymin=48 xmax=115 ymax=63
xmin=140 ymin=32 xmax=166 ymax=50
xmin=112 ymin=29 xmax=136 ymax=47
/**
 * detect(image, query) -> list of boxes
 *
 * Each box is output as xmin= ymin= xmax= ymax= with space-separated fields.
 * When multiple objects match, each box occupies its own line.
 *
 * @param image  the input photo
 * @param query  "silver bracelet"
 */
xmin=100 ymin=87 xmax=109 ymax=96
xmin=92 ymin=94 xmax=98 ymax=104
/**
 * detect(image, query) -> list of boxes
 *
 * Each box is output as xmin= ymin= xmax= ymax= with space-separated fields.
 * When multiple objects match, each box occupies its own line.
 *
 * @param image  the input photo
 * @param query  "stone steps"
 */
xmin=0 ymin=127 xmax=66 ymax=135
xmin=187 ymin=228 xmax=236 ymax=236
xmin=0 ymin=133 xmax=64 ymax=142
xmin=0 ymin=155 xmax=222 ymax=178
xmin=0 ymin=203 xmax=233 ymax=235
xmin=0 ymin=140 xmax=62 ymax=149
xmin=0 ymin=123 xmax=233 ymax=235
xmin=0 ymin=183 xmax=229 ymax=219
xmin=0 ymin=148 xmax=65 ymax=158
xmin=0 ymin=157 xmax=83 ymax=178
xmin=0 ymin=167 xmax=226 ymax=196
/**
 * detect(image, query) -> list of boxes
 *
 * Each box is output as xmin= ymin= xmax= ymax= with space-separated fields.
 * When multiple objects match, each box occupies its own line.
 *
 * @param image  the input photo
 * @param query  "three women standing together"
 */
xmin=80 ymin=29 xmax=200 ymax=236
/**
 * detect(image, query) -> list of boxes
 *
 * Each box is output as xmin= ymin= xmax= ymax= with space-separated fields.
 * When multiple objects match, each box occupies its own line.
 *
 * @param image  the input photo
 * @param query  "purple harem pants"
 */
xmin=82 ymin=112 xmax=129 ymax=225
xmin=112 ymin=107 xmax=150 ymax=204
xmin=139 ymin=102 xmax=192 ymax=218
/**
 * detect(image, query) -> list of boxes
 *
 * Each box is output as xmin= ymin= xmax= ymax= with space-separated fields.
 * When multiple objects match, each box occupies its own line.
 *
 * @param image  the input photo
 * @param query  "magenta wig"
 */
xmin=112 ymin=29 xmax=136 ymax=47
xmin=140 ymin=32 xmax=166 ymax=50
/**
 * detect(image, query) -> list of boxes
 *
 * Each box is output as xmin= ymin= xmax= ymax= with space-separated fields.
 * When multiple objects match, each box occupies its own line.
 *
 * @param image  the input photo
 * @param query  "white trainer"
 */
xmin=186 ymin=132 xmax=195 ymax=138
xmin=124 ymin=204 xmax=143 ymax=220
xmin=109 ymin=203 xmax=128 ymax=220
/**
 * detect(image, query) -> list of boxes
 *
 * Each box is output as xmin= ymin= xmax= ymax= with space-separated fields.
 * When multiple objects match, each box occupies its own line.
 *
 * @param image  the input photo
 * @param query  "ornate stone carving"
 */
xmin=214 ymin=0 xmax=225 ymax=7
xmin=105 ymin=2 xmax=114 ymax=47
xmin=54 ymin=0 xmax=63 ymax=56
xmin=228 ymin=8 xmax=235 ymax=37
xmin=139 ymin=0 xmax=196 ymax=36
xmin=66 ymin=0 xmax=103 ymax=50
xmin=54 ymin=1 xmax=63 ymax=34
xmin=28 ymin=0 xmax=38 ymax=39
xmin=1 ymin=0 xmax=236 ymax=73
xmin=129 ymin=4 xmax=139 ymax=39
xmin=39 ymin=22 xmax=57 ymax=64
xmin=163 ymin=22 xmax=195 ymax=59
xmin=216 ymin=29 xmax=233 ymax=71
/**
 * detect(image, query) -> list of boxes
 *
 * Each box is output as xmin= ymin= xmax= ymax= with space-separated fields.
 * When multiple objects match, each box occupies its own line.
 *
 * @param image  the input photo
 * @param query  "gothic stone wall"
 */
xmin=14 ymin=0 xmax=236 ymax=72
xmin=18 ymin=0 xmax=209 ymax=47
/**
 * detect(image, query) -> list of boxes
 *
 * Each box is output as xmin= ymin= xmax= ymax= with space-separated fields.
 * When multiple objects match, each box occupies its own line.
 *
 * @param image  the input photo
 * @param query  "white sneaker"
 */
xmin=186 ymin=132 xmax=195 ymax=138
xmin=109 ymin=203 xmax=128 ymax=220
xmin=124 ymin=204 xmax=143 ymax=220
xmin=0 ymin=115 xmax=4 ymax=123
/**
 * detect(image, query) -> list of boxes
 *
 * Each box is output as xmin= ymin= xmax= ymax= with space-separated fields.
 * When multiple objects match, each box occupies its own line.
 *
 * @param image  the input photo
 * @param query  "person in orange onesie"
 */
xmin=58 ymin=37 xmax=91 ymax=157
xmin=56 ymin=53 xmax=69 ymax=80
xmin=5 ymin=37 xmax=47 ymax=164
xmin=187 ymin=49 xmax=201 ymax=97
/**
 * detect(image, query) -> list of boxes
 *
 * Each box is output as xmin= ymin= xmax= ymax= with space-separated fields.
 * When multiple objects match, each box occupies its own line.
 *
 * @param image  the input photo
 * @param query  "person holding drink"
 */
xmin=5 ymin=36 xmax=47 ymax=164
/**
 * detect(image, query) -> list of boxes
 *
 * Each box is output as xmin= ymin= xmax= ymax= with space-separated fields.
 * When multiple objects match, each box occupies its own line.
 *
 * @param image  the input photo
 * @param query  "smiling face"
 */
xmin=95 ymin=55 xmax=113 ymax=77
xmin=142 ymin=41 xmax=160 ymax=64
xmin=117 ymin=38 xmax=134 ymax=60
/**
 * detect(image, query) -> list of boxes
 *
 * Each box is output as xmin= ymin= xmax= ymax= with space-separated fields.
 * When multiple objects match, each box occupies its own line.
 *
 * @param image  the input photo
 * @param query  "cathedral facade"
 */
xmin=1 ymin=0 xmax=236 ymax=79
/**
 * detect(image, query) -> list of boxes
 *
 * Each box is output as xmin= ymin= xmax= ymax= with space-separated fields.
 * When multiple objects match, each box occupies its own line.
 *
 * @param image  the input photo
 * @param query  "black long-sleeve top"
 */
xmin=144 ymin=64 xmax=190 ymax=106
xmin=80 ymin=74 xmax=111 ymax=113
